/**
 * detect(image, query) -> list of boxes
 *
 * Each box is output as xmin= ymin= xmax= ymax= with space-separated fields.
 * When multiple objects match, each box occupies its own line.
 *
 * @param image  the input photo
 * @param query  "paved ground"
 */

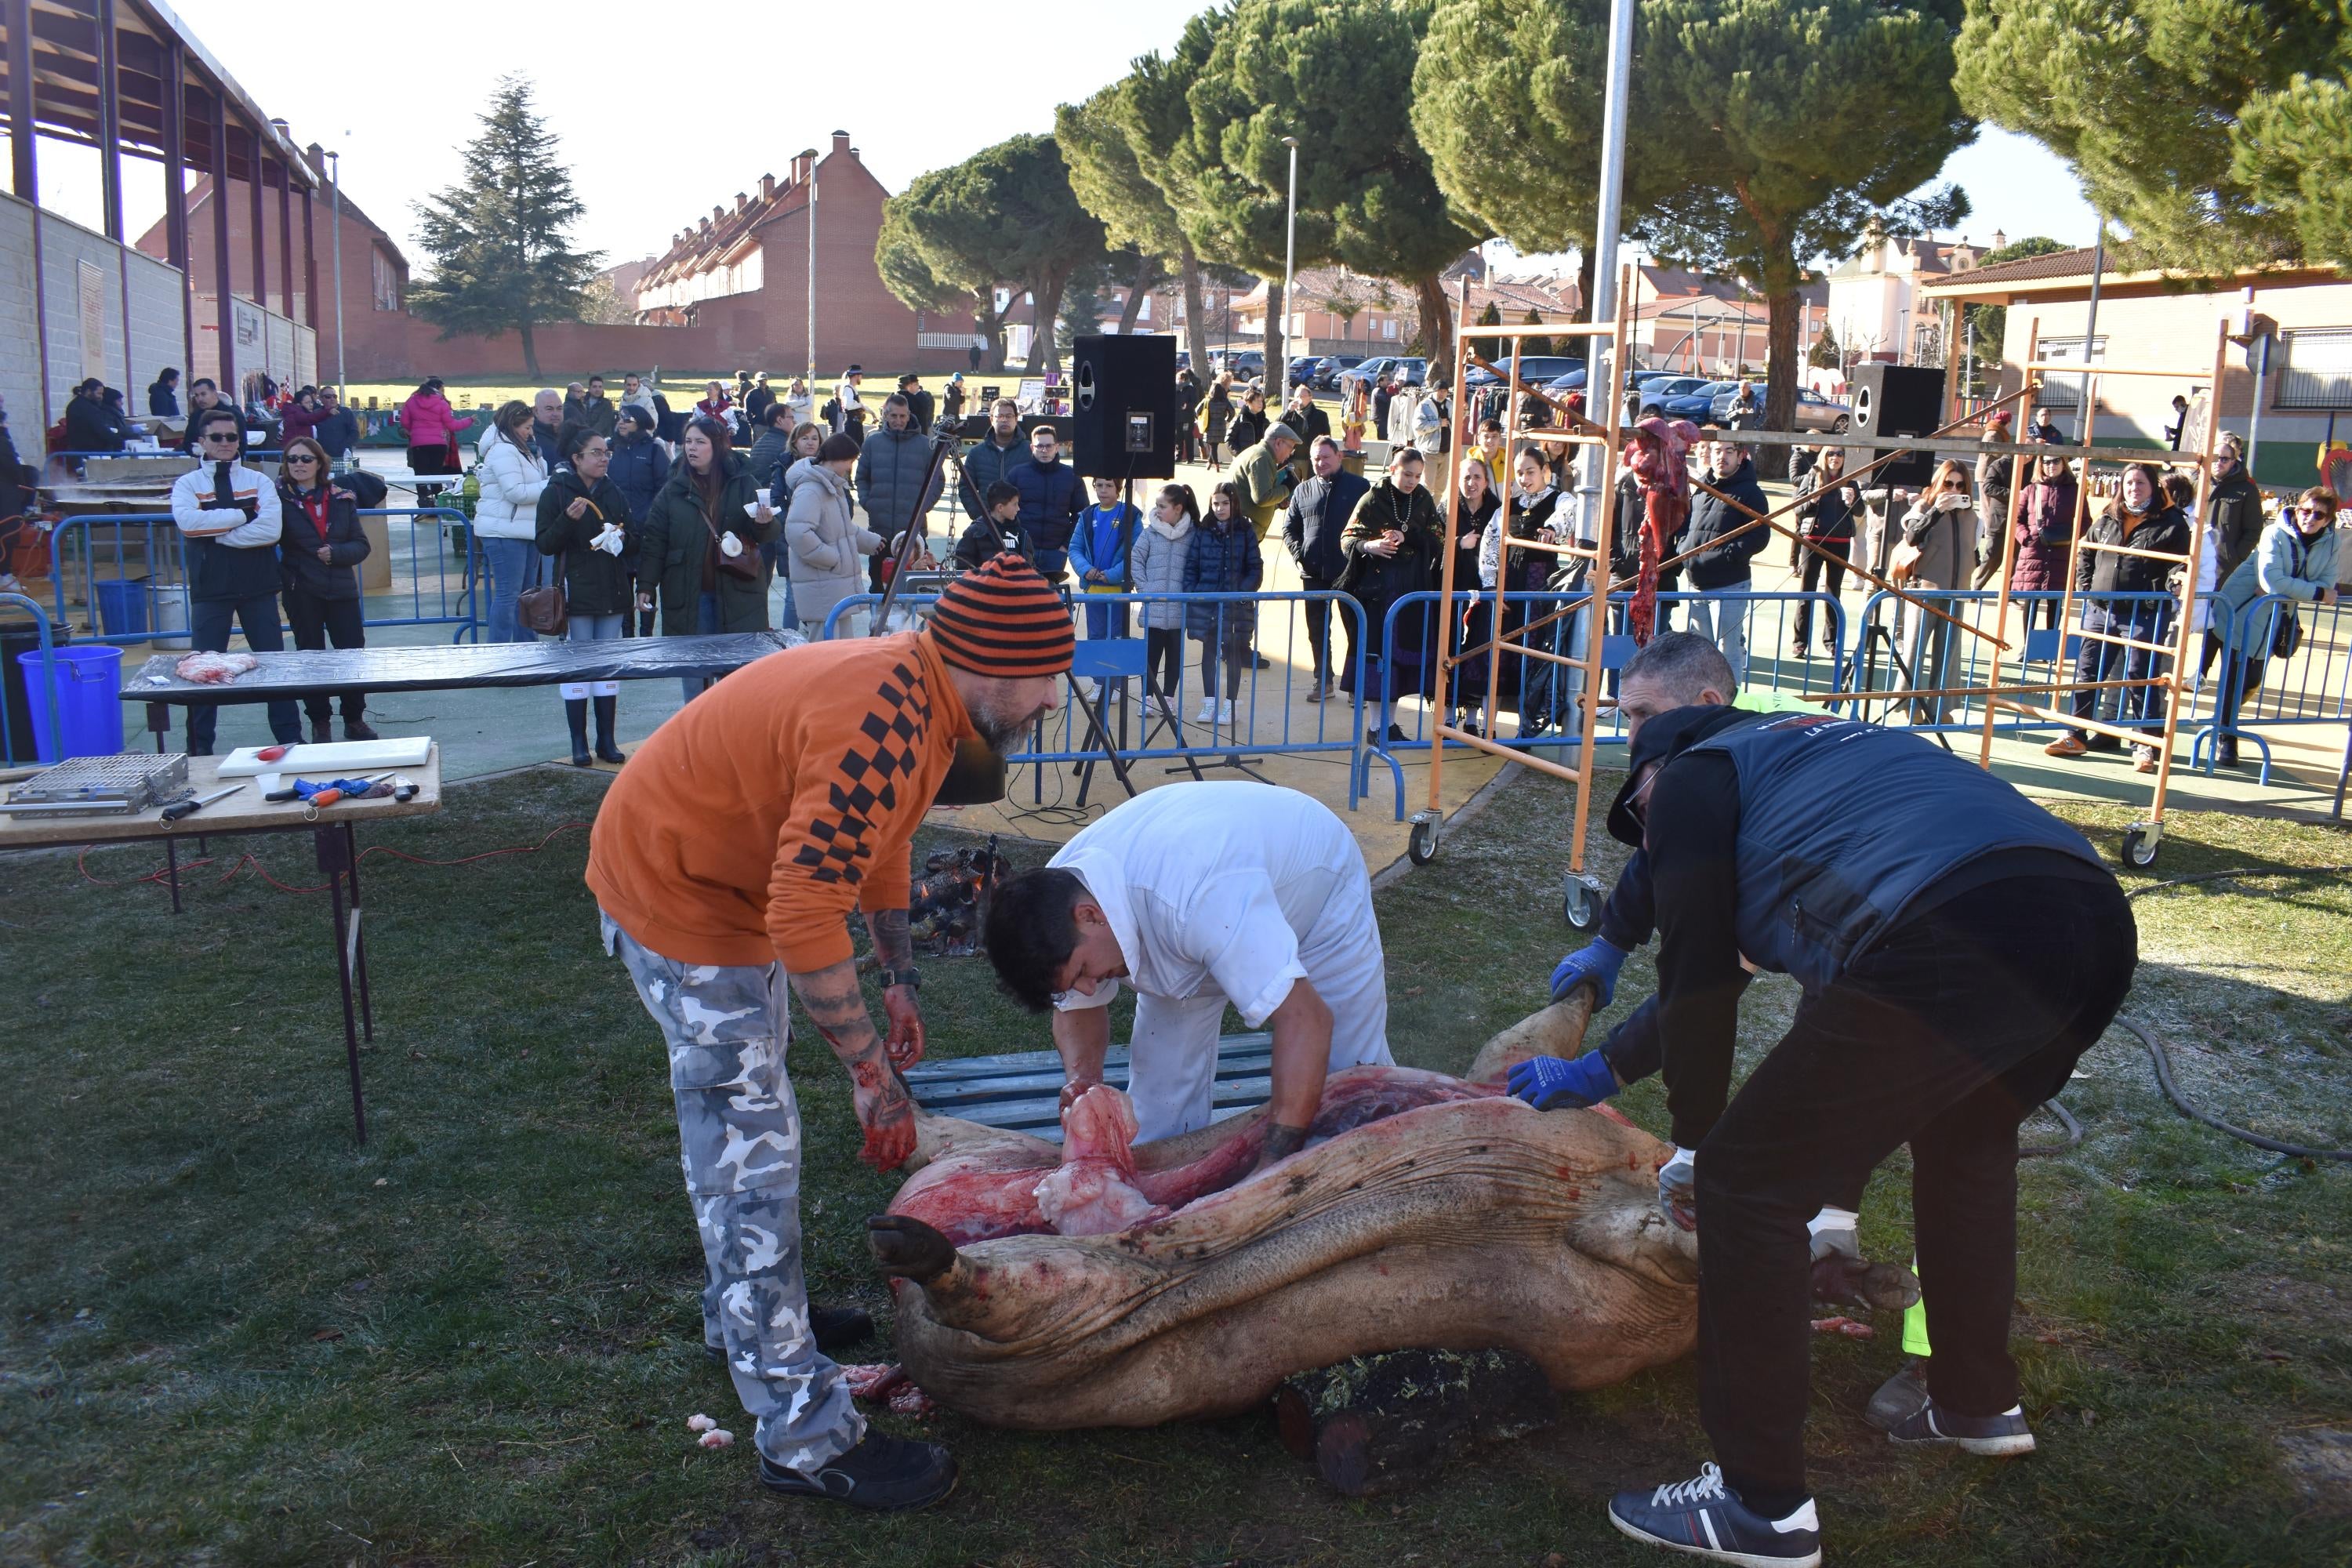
xmin=46 ymin=456 xmax=2349 ymax=874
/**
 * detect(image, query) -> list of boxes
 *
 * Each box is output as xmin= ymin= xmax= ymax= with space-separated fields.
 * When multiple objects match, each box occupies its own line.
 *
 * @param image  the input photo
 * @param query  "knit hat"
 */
xmin=1987 ymin=409 xmax=2013 ymax=428
xmin=927 ymin=554 xmax=1075 ymax=678
xmin=816 ymin=433 xmax=860 ymax=463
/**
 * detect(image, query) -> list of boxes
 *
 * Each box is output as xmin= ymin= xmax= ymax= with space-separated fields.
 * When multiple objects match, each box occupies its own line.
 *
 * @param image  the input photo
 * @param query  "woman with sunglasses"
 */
xmin=274 ymin=437 xmax=377 ymax=742
xmin=2208 ymin=487 xmax=2340 ymax=768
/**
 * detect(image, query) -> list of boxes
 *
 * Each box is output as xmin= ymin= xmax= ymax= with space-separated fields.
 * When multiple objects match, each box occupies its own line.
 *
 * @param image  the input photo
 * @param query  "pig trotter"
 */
xmin=869 ymin=1214 xmax=959 ymax=1283
xmin=1810 ymin=1254 xmax=1922 ymax=1313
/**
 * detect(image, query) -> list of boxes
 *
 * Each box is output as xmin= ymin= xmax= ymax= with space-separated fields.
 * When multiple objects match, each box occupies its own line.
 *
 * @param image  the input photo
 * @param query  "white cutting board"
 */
xmin=216 ymin=737 xmax=434 ymax=777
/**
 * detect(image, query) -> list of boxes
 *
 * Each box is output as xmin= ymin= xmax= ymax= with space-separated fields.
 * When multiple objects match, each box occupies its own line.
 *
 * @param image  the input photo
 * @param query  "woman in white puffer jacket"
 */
xmin=785 ymin=431 xmax=884 ymax=638
xmin=471 ymin=400 xmax=550 ymax=643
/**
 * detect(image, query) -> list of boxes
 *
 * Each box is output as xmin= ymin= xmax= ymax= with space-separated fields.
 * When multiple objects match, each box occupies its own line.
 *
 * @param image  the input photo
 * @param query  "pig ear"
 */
xmin=1465 ymin=987 xmax=1597 ymax=1087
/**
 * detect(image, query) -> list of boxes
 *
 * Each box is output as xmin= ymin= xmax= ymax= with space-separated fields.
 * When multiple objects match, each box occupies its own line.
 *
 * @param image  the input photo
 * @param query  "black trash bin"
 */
xmin=0 ymin=616 xmax=70 ymax=765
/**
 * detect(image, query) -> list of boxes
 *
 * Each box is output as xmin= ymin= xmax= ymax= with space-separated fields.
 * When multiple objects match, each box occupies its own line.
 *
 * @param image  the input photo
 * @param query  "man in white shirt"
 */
xmin=833 ymin=365 xmax=866 ymax=433
xmin=983 ymin=782 xmax=1395 ymax=1164
xmin=169 ymin=406 xmax=303 ymax=753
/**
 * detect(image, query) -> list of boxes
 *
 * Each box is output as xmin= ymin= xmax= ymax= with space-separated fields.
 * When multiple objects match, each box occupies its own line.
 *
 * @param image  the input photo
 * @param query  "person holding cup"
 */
xmin=638 ymin=416 xmax=777 ymax=701
xmin=537 ymin=425 xmax=637 ymax=764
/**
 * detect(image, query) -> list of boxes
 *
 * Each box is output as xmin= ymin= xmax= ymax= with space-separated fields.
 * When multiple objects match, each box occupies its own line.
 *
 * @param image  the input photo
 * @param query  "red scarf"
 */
xmin=294 ymin=486 xmax=332 ymax=543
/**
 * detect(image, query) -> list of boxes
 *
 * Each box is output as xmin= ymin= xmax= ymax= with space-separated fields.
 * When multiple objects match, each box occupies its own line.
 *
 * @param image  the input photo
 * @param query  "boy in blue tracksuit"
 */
xmin=1070 ymin=476 xmax=1141 ymax=641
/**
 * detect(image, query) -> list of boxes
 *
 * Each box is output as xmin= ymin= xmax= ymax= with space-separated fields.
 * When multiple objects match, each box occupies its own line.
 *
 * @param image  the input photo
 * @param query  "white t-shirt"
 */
xmin=1048 ymin=782 xmax=1359 ymax=1028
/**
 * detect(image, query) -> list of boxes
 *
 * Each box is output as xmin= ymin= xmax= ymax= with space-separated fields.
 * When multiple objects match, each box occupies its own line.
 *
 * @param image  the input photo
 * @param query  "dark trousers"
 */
xmin=2205 ymin=630 xmax=2264 ymax=741
xmin=2067 ymin=601 xmax=2171 ymax=740
xmin=1693 ymin=873 xmax=2136 ymax=1509
xmin=187 ymin=593 xmax=301 ymax=753
xmin=1145 ymin=626 xmax=1182 ymax=696
xmin=1793 ymin=539 xmax=1849 ymax=646
xmin=1299 ymin=572 xmax=1350 ymax=684
xmin=282 ymin=591 xmax=367 ymax=724
xmin=1196 ymin=624 xmax=1252 ymax=701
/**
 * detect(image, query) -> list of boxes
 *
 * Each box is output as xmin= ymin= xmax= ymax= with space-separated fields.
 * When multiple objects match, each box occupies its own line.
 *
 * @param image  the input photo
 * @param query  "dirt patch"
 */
xmin=2278 ymin=1428 xmax=2352 ymax=1515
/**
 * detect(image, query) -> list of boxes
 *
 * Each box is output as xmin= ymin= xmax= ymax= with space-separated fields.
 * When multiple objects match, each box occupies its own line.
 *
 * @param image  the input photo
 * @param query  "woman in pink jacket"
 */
xmin=398 ymin=378 xmax=470 ymax=480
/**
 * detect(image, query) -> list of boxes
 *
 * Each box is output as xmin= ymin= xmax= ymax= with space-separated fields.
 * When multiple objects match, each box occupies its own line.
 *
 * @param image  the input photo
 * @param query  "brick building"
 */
xmin=632 ymin=132 xmax=967 ymax=378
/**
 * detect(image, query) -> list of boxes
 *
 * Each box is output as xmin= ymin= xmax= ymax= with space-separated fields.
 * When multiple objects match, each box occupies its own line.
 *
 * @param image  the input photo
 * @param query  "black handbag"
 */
xmin=2270 ymin=535 xmax=2310 ymax=659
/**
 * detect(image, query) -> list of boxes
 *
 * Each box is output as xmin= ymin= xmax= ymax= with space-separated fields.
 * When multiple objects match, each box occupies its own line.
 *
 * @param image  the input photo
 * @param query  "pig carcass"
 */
xmin=873 ymin=990 xmax=1707 ymax=1430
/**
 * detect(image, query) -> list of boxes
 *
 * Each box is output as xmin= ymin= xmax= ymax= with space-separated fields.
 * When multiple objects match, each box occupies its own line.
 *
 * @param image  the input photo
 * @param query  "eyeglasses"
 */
xmin=284 ymin=454 xmax=318 ymax=465
xmin=200 ymin=431 xmax=241 ymax=444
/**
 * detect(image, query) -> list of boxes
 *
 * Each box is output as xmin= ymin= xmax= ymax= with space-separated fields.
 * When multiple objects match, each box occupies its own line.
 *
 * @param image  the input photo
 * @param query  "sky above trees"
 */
xmin=20 ymin=2 xmax=2096 ymax=269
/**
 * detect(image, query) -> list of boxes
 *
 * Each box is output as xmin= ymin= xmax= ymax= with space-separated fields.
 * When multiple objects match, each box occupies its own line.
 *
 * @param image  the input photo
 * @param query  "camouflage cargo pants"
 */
xmin=602 ymin=913 xmax=865 ymax=1472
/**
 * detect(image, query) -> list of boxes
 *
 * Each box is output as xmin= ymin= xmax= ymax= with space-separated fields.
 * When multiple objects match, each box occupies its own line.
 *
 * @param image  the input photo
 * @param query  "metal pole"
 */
xmin=806 ymin=175 xmax=818 ymax=388
xmin=1280 ymin=136 xmax=1299 ymax=379
xmin=2074 ymin=219 xmax=2106 ymax=438
xmin=1577 ymin=0 xmax=1636 ymax=533
xmin=327 ymin=149 xmax=345 ymax=394
xmin=2245 ymin=329 xmax=2271 ymax=480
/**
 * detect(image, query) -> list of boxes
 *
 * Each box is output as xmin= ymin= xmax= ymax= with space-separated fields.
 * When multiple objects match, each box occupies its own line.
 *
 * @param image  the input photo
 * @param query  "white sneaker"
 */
xmin=1196 ymin=699 xmax=1218 ymax=723
xmin=1218 ymin=699 xmax=1234 ymax=724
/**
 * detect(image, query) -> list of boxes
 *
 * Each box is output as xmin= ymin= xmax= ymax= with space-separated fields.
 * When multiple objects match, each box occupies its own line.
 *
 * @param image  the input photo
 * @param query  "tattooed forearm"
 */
xmin=1256 ymin=1123 xmax=1309 ymax=1170
xmin=788 ymin=958 xmax=884 ymax=1066
xmin=867 ymin=909 xmax=915 ymax=975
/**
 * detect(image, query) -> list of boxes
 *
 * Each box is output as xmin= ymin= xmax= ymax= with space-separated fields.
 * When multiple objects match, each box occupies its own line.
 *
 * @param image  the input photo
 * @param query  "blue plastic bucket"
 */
xmin=93 ymin=579 xmax=150 ymax=639
xmin=15 ymin=645 xmax=125 ymax=762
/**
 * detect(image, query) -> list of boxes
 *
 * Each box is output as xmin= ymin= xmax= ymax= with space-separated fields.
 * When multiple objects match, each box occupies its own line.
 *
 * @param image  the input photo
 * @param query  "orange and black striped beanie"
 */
xmin=924 ymin=554 xmax=1074 ymax=678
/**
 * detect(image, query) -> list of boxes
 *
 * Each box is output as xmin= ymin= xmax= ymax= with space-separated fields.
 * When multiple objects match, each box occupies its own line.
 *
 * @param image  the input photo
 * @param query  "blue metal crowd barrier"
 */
xmin=821 ymin=588 xmax=1371 ymax=809
xmin=1362 ymin=588 xmax=1849 ymax=818
xmin=0 ymin=592 xmax=61 ymax=767
xmin=47 ymin=508 xmax=480 ymax=648
xmin=2204 ymin=592 xmax=2352 ymax=785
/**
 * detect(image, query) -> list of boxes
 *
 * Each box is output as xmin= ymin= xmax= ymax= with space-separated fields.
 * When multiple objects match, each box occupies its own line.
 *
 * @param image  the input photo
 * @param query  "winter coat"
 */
xmin=607 ymin=430 xmax=670 ymax=526
xmin=577 ymin=395 xmax=617 ymax=441
xmin=1011 ymin=456 xmax=1083 ymax=554
xmin=1230 ymin=438 xmax=1298 ymax=539
xmin=1793 ymin=465 xmax=1862 ymax=542
xmin=148 ymin=379 xmax=180 ymax=417
xmin=2075 ymin=499 xmax=2189 ymax=598
xmin=1678 ymin=455 xmax=1770 ymax=590
xmin=279 ymin=402 xmax=324 ymax=446
xmin=639 ymin=451 xmax=777 ymax=635
xmin=855 ymin=422 xmax=945 ymax=547
xmin=1069 ymin=502 xmax=1140 ymax=590
xmin=1230 ymin=406 xmax=1269 ymax=452
xmin=1450 ymin=487 xmax=1501 ymax=591
xmin=64 ymin=395 xmax=127 ymax=454
xmin=2216 ymin=518 xmax=2340 ymax=626
xmin=1337 ymin=481 xmax=1444 ymax=655
xmin=2009 ymin=473 xmax=2078 ymax=593
xmin=275 ymin=480 xmax=372 ymax=604
xmin=1131 ymin=515 xmax=1194 ymax=630
xmin=1895 ymin=492 xmax=1976 ymax=593
xmin=746 ymin=428 xmax=797 ymax=496
xmin=312 ymin=409 xmax=361 ymax=459
xmin=959 ymin=431 xmax=1028 ymax=520
xmin=1283 ymin=403 xmax=1331 ymax=444
xmin=1181 ymin=514 xmax=1262 ymax=639
xmin=783 ymin=456 xmax=883 ymax=631
xmin=533 ymin=465 xmax=637 ymax=617
xmin=1284 ymin=469 xmax=1370 ymax=583
xmin=2205 ymin=465 xmax=2265 ymax=584
xmin=398 ymin=390 xmax=468 ymax=449
xmin=471 ymin=430 xmax=550 ymax=540
xmin=1200 ymin=390 xmax=1232 ymax=445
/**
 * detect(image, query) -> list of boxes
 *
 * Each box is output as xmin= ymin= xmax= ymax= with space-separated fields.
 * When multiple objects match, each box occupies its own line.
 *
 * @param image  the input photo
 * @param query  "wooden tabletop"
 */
xmin=0 ymin=746 xmax=442 ymax=849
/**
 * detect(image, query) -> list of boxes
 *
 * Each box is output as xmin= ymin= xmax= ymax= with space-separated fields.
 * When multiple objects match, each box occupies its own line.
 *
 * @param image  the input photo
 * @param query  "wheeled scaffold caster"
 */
xmin=1407 ymin=811 xmax=1443 ymax=866
xmin=2119 ymin=821 xmax=2163 ymax=871
xmin=1563 ymin=873 xmax=1604 ymax=931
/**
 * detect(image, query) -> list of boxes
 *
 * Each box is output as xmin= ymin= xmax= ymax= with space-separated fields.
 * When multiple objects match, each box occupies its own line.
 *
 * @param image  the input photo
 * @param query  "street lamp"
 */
xmin=325 ymin=147 xmax=345 ymax=400
xmin=1280 ymin=135 xmax=1299 ymax=377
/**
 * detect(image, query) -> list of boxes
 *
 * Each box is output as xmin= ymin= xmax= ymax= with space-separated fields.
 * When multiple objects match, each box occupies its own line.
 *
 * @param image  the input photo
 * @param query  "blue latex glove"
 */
xmin=1657 ymin=1146 xmax=1697 ymax=1231
xmin=1549 ymin=937 xmax=1628 ymax=1009
xmin=1506 ymin=1051 xmax=1620 ymax=1111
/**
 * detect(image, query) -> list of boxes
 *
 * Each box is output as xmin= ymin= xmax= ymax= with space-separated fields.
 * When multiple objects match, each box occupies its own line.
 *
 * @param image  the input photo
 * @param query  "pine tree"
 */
xmin=408 ymin=76 xmax=603 ymax=381
xmin=1808 ymin=321 xmax=1842 ymax=372
xmin=1521 ymin=307 xmax=1551 ymax=356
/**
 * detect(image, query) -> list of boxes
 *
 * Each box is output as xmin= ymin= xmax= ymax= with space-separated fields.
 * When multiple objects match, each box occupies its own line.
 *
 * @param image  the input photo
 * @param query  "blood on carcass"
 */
xmin=174 ymin=652 xmax=258 ymax=684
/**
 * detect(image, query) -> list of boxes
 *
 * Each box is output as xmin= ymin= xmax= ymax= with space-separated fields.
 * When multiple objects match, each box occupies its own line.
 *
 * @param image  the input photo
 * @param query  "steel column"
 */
xmin=276 ymin=154 xmax=293 ymax=319
xmin=94 ymin=0 xmax=122 ymax=237
xmin=300 ymin=180 xmax=317 ymax=331
xmin=248 ymin=129 xmax=266 ymax=328
xmin=211 ymin=94 xmax=234 ymax=396
xmin=164 ymin=41 xmax=190 ymax=376
xmin=5 ymin=0 xmax=34 ymax=202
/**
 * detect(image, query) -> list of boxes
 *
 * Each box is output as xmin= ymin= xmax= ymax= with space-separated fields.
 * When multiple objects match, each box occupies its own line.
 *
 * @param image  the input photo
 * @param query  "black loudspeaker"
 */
xmin=1848 ymin=363 xmax=1945 ymax=486
xmin=1071 ymin=334 xmax=1178 ymax=480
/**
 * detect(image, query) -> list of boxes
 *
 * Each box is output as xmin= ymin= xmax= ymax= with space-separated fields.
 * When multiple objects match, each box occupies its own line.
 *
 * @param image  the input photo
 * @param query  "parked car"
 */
xmin=1661 ymin=380 xmax=1738 ymax=421
xmin=1353 ymin=355 xmax=1428 ymax=389
xmin=1635 ymin=376 xmax=1715 ymax=416
xmin=1312 ymin=354 xmax=1368 ymax=391
xmin=1792 ymin=387 xmax=1853 ymax=433
xmin=1212 ymin=349 xmax=1266 ymax=379
xmin=1466 ymin=354 xmax=1585 ymax=389
xmin=1285 ymin=355 xmax=1322 ymax=390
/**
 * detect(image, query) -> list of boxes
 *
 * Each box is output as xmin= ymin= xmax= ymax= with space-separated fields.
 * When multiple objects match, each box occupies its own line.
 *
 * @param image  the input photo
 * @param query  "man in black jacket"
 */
xmin=1675 ymin=438 xmax=1769 ymax=688
xmin=64 ymin=378 xmax=129 ymax=456
xmin=1283 ymin=435 xmax=1369 ymax=699
xmin=1574 ymin=633 xmax=2134 ymax=1567
xmin=960 ymin=397 xmax=1028 ymax=523
xmin=2204 ymin=434 xmax=2263 ymax=584
xmin=311 ymin=389 xmax=361 ymax=461
xmin=897 ymin=373 xmax=935 ymax=431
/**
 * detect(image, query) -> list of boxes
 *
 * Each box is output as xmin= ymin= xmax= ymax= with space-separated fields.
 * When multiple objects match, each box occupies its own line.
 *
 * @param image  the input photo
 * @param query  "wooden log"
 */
xmin=1274 ymin=1348 xmax=1559 ymax=1497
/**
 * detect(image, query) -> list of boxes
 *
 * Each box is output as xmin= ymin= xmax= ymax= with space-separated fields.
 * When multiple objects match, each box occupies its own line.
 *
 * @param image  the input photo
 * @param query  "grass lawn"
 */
xmin=3 ymin=766 xmax=2349 ymax=1566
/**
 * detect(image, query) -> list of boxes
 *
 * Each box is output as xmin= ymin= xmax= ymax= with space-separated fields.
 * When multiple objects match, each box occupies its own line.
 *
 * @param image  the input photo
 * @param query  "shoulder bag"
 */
xmin=2270 ymin=533 xmax=2311 ymax=659
xmin=701 ymin=489 xmax=763 ymax=583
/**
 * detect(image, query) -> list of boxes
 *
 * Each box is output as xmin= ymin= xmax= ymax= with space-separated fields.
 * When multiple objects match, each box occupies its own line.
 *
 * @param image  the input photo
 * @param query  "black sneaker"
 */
xmin=1863 ymin=1358 xmax=1931 ymax=1432
xmin=758 ymin=1428 xmax=957 ymax=1511
xmin=1886 ymin=1398 xmax=2036 ymax=1457
xmin=1606 ymin=1464 xmax=1820 ymax=1566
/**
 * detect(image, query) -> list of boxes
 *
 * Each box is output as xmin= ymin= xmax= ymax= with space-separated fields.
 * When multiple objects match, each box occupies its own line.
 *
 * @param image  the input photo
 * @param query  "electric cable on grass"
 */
xmin=2042 ymin=864 xmax=2352 ymax=1165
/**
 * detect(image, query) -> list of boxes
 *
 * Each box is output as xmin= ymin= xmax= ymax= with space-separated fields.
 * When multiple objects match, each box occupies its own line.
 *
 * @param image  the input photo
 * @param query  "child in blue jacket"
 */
xmin=1070 ymin=475 xmax=1142 ymax=641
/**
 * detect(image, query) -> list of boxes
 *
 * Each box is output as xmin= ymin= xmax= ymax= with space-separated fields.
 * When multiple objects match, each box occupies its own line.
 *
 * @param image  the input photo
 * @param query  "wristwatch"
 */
xmin=880 ymin=966 xmax=923 ymax=992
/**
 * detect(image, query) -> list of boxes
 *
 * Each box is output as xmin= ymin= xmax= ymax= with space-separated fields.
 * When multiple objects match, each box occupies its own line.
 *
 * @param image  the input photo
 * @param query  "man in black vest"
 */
xmin=1569 ymin=633 xmax=2134 ymax=1566
xmin=1282 ymin=434 xmax=1367 ymax=699
xmin=169 ymin=407 xmax=304 ymax=753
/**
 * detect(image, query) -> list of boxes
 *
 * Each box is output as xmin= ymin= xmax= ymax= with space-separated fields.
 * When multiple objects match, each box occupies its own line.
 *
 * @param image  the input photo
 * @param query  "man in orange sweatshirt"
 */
xmin=586 ymin=553 xmax=1070 ymax=1511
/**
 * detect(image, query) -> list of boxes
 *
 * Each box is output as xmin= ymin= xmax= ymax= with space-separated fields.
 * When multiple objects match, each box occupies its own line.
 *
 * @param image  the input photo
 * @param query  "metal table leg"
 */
xmin=165 ymin=835 xmax=182 ymax=915
xmin=343 ymin=821 xmax=375 ymax=1040
xmin=316 ymin=825 xmax=367 ymax=1142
